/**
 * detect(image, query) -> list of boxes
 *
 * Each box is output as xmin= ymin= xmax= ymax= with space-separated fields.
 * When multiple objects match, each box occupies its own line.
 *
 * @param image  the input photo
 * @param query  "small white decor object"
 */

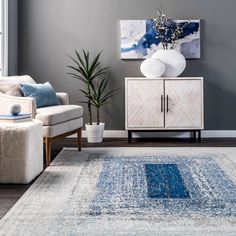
xmin=152 ymin=49 xmax=186 ymax=77
xmin=85 ymin=123 xmax=105 ymax=143
xmin=9 ymin=104 xmax=21 ymax=115
xmin=140 ymin=58 xmax=165 ymax=78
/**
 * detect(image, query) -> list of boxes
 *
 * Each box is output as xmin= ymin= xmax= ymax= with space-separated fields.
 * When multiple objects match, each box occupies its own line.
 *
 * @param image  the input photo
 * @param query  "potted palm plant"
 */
xmin=68 ymin=50 xmax=118 ymax=143
xmin=87 ymin=78 xmax=118 ymax=142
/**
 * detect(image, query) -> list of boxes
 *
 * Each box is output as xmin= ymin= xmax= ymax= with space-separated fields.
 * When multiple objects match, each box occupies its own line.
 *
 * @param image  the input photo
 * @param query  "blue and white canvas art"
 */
xmin=120 ymin=19 xmax=200 ymax=59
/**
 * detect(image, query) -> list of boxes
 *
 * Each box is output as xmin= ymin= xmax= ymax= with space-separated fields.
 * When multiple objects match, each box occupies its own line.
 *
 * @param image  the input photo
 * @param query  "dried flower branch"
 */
xmin=152 ymin=7 xmax=190 ymax=50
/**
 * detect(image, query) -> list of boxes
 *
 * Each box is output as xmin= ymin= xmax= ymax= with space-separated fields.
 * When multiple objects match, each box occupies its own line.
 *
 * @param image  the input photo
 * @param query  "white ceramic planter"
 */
xmin=85 ymin=122 xmax=105 ymax=143
xmin=152 ymin=49 xmax=186 ymax=77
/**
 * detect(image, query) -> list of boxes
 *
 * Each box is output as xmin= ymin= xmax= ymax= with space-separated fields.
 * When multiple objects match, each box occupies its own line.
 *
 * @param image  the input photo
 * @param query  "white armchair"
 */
xmin=0 ymin=75 xmax=83 ymax=166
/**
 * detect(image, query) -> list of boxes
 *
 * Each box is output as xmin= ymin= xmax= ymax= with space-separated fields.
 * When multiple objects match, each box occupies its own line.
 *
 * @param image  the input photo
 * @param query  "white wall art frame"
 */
xmin=120 ymin=19 xmax=200 ymax=60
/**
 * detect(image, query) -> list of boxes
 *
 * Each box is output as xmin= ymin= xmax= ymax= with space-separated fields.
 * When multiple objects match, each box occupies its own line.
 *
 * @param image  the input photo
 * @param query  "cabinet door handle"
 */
xmin=161 ymin=95 xmax=164 ymax=112
xmin=166 ymin=95 xmax=169 ymax=113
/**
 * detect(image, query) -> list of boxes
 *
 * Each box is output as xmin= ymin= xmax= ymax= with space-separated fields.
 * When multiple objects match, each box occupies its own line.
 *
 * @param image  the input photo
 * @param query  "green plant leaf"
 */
xmin=100 ymin=88 xmax=119 ymax=103
xmin=82 ymin=50 xmax=89 ymax=73
xmin=68 ymin=51 xmax=89 ymax=78
xmin=90 ymin=66 xmax=110 ymax=80
xmin=88 ymin=52 xmax=102 ymax=77
xmin=79 ymin=89 xmax=89 ymax=96
xmin=75 ymin=50 xmax=86 ymax=71
xmin=99 ymin=78 xmax=109 ymax=97
xmin=67 ymin=55 xmax=81 ymax=68
xmin=96 ymin=78 xmax=106 ymax=100
xmin=67 ymin=72 xmax=87 ymax=83
xmin=67 ymin=65 xmax=87 ymax=79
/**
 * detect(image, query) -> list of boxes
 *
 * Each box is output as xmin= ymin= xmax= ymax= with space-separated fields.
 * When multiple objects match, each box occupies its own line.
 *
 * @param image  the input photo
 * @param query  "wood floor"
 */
xmin=1 ymin=137 xmax=236 ymax=220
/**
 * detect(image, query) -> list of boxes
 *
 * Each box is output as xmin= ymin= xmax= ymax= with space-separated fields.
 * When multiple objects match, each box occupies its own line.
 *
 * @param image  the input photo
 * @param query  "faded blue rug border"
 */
xmin=89 ymin=155 xmax=236 ymax=217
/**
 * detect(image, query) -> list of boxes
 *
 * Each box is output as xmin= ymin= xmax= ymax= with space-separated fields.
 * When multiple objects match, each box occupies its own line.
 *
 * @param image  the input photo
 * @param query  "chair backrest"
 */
xmin=0 ymin=75 xmax=36 ymax=84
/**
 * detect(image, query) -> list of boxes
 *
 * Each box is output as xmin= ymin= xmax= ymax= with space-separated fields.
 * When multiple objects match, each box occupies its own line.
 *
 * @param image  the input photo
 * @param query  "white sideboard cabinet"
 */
xmin=125 ymin=77 xmax=204 ymax=143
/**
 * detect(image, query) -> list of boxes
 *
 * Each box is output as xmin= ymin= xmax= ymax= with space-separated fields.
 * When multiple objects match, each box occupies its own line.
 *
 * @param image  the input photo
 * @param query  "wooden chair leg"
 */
xmin=45 ymin=137 xmax=52 ymax=166
xmin=77 ymin=127 xmax=82 ymax=151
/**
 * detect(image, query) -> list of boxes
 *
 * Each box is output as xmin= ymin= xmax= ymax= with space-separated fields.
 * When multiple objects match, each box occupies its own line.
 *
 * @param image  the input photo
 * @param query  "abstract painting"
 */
xmin=120 ymin=19 xmax=200 ymax=59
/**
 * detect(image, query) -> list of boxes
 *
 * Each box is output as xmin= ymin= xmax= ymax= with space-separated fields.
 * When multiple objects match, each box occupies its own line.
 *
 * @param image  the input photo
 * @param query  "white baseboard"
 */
xmin=68 ymin=130 xmax=236 ymax=138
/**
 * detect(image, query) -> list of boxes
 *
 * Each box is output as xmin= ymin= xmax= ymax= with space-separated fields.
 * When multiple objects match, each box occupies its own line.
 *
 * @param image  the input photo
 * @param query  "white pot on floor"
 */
xmin=85 ymin=122 xmax=105 ymax=143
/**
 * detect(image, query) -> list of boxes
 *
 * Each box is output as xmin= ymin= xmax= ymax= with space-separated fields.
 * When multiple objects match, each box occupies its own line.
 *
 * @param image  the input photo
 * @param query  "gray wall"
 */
xmin=18 ymin=0 xmax=236 ymax=130
xmin=8 ymin=0 xmax=18 ymax=75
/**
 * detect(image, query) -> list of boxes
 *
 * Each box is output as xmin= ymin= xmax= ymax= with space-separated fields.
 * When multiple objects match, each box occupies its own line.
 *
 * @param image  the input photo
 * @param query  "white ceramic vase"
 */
xmin=140 ymin=58 xmax=165 ymax=78
xmin=85 ymin=122 xmax=105 ymax=143
xmin=152 ymin=49 xmax=186 ymax=77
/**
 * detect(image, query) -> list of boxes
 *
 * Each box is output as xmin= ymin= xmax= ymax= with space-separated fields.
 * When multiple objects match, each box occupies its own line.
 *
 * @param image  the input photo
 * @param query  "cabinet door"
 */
xmin=165 ymin=80 xmax=203 ymax=128
xmin=126 ymin=79 xmax=164 ymax=128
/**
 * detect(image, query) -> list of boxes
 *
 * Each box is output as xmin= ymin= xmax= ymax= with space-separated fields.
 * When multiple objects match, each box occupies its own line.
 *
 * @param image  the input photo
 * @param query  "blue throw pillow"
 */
xmin=20 ymin=82 xmax=60 ymax=108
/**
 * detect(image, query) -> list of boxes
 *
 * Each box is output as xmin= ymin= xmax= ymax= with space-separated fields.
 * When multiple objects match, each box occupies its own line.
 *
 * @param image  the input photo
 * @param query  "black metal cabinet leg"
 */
xmin=192 ymin=131 xmax=196 ymax=141
xmin=128 ymin=131 xmax=132 ymax=143
xmin=198 ymin=130 xmax=201 ymax=142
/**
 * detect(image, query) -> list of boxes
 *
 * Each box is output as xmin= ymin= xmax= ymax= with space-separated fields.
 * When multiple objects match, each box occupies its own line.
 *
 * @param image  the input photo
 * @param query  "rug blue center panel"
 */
xmin=145 ymin=164 xmax=190 ymax=199
xmin=88 ymin=155 xmax=236 ymax=217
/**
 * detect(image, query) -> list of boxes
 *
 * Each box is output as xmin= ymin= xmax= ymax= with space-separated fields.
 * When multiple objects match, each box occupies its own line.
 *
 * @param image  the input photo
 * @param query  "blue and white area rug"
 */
xmin=0 ymin=147 xmax=236 ymax=235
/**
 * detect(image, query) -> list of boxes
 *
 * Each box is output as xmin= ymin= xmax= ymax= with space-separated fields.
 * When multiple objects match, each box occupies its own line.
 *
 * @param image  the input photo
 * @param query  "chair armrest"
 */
xmin=56 ymin=92 xmax=69 ymax=105
xmin=0 ymin=92 xmax=37 ymax=118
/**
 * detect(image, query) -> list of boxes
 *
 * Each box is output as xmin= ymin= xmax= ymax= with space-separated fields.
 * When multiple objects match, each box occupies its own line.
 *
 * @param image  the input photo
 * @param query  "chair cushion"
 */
xmin=43 ymin=117 xmax=83 ymax=138
xmin=21 ymin=82 xmax=60 ymax=108
xmin=36 ymin=105 xmax=83 ymax=126
xmin=0 ymin=75 xmax=36 ymax=84
xmin=0 ymin=75 xmax=36 ymax=97
xmin=0 ymin=83 xmax=23 ymax=97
